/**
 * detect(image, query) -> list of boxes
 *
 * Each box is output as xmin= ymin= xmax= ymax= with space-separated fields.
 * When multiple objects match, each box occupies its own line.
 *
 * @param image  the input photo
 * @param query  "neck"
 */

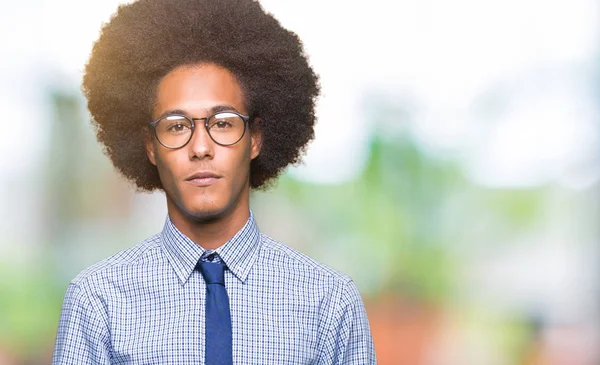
xmin=166 ymin=199 xmax=250 ymax=251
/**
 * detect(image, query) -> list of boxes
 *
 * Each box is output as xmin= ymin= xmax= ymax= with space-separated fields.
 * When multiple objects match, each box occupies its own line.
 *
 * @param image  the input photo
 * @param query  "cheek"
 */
xmin=154 ymin=151 xmax=183 ymax=184
xmin=232 ymin=143 xmax=253 ymax=175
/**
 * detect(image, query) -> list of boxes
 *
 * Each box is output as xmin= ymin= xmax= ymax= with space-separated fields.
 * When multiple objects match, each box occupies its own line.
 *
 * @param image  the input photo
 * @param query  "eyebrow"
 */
xmin=159 ymin=105 xmax=239 ymax=118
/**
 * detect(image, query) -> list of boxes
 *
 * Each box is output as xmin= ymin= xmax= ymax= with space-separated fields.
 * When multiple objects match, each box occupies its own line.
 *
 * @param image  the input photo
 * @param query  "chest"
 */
xmin=106 ymin=269 xmax=323 ymax=364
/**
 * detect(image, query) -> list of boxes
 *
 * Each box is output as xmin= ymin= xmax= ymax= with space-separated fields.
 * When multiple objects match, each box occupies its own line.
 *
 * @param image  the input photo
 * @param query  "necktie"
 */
xmin=197 ymin=259 xmax=233 ymax=365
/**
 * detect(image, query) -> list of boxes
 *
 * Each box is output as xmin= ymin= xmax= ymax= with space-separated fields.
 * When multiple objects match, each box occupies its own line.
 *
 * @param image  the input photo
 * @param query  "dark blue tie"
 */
xmin=197 ymin=259 xmax=233 ymax=365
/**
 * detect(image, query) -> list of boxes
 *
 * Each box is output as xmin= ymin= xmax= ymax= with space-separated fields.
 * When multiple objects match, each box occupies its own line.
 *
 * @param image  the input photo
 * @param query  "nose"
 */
xmin=188 ymin=123 xmax=214 ymax=160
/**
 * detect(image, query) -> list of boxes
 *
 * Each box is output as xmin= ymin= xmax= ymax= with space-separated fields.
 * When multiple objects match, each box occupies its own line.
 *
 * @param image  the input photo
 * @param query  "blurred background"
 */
xmin=1 ymin=0 xmax=598 ymax=364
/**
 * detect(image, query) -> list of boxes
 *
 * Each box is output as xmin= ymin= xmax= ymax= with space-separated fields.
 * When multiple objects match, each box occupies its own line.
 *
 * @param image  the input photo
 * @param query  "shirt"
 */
xmin=52 ymin=212 xmax=376 ymax=364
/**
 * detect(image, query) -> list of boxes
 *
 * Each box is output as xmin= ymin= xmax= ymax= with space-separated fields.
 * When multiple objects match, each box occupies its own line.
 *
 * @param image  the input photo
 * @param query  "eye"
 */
xmin=168 ymin=122 xmax=190 ymax=132
xmin=160 ymin=115 xmax=192 ymax=134
xmin=214 ymin=120 xmax=233 ymax=129
xmin=209 ymin=112 xmax=242 ymax=131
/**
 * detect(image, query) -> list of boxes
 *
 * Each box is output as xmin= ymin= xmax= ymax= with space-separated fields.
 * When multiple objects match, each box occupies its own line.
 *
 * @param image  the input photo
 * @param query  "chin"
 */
xmin=180 ymin=199 xmax=231 ymax=224
xmin=167 ymin=182 xmax=245 ymax=224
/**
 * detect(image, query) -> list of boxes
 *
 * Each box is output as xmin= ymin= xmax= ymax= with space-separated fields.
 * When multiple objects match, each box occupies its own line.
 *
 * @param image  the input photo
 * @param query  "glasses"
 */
xmin=148 ymin=111 xmax=250 ymax=149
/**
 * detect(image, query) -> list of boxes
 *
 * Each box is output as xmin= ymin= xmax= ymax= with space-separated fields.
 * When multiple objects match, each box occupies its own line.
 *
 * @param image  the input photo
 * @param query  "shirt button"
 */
xmin=206 ymin=253 xmax=216 ymax=262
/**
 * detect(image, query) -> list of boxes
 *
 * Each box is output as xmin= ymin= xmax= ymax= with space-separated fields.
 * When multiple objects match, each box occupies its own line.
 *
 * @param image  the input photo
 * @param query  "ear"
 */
xmin=144 ymin=129 xmax=157 ymax=166
xmin=250 ymin=118 xmax=263 ymax=160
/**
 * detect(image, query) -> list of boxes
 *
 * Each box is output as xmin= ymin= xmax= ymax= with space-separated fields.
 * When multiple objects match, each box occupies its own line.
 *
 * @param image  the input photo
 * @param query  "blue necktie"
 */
xmin=197 ymin=259 xmax=233 ymax=365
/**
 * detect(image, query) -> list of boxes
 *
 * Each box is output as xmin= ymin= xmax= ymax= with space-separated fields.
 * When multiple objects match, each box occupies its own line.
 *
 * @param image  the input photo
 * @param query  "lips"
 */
xmin=185 ymin=171 xmax=222 ymax=187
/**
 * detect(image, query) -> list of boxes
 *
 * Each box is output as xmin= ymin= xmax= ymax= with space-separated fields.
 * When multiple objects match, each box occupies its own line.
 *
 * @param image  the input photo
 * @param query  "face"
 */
xmin=145 ymin=63 xmax=262 ymax=223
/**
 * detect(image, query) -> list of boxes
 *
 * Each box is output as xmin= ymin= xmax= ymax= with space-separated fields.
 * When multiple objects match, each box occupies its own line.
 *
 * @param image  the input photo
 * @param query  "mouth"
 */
xmin=185 ymin=171 xmax=222 ymax=187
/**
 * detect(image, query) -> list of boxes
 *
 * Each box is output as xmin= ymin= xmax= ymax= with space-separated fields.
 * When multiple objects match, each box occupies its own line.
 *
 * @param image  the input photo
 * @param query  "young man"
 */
xmin=53 ymin=0 xmax=376 ymax=364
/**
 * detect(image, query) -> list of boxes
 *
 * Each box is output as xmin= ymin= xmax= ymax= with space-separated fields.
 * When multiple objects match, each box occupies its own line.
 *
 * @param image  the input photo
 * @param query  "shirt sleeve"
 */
xmin=52 ymin=283 xmax=112 ymax=365
xmin=320 ymin=280 xmax=377 ymax=364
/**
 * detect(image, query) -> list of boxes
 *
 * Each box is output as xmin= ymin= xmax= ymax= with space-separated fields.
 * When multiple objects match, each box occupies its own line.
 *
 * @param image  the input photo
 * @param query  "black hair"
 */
xmin=83 ymin=0 xmax=319 ymax=190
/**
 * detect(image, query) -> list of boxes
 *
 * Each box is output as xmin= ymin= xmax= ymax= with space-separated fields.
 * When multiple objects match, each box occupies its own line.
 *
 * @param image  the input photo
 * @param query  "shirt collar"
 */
xmin=161 ymin=211 xmax=261 ymax=285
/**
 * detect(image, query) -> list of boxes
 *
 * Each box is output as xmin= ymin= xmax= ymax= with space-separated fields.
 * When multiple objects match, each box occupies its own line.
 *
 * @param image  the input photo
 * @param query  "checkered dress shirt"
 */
xmin=52 ymin=212 xmax=376 ymax=364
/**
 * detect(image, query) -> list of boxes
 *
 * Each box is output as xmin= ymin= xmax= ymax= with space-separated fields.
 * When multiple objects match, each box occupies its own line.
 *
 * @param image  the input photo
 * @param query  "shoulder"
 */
xmin=70 ymin=233 xmax=163 ymax=287
xmin=258 ymin=233 xmax=354 ymax=288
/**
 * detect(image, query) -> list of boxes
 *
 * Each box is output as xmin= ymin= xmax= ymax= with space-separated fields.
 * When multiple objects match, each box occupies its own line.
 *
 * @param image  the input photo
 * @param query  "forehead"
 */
xmin=153 ymin=63 xmax=246 ymax=117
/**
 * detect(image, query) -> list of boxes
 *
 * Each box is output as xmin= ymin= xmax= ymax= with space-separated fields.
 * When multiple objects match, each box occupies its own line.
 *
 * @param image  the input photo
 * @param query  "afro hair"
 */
xmin=83 ymin=0 xmax=320 ymax=191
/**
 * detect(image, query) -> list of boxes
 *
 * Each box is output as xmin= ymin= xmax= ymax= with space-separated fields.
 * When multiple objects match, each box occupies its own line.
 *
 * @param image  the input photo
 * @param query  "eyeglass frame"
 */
xmin=148 ymin=111 xmax=252 ymax=149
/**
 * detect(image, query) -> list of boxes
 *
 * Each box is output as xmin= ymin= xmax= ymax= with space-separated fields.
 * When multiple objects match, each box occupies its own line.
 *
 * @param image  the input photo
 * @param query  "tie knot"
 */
xmin=197 ymin=260 xmax=225 ymax=285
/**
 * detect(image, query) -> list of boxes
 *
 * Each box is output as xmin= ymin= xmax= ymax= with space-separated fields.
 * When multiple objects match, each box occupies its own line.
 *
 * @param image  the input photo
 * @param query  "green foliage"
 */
xmin=269 ymin=135 xmax=465 ymax=302
xmin=484 ymin=189 xmax=547 ymax=228
xmin=0 ymin=256 xmax=64 ymax=356
xmin=269 ymin=130 xmax=547 ymax=306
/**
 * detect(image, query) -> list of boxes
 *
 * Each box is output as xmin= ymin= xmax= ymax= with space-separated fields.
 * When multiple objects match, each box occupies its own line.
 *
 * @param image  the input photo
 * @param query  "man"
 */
xmin=53 ymin=0 xmax=376 ymax=364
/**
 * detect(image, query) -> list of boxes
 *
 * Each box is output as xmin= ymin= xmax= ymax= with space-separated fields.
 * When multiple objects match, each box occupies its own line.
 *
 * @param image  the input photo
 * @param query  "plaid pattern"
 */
xmin=53 ymin=212 xmax=376 ymax=364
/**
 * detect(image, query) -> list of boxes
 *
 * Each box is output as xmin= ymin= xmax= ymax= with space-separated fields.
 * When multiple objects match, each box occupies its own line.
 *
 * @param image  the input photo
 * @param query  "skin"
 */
xmin=145 ymin=63 xmax=262 ymax=250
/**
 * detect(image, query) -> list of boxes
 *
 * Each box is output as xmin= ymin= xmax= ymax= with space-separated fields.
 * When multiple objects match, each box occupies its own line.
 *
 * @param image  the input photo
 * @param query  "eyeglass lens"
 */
xmin=155 ymin=112 xmax=245 ymax=148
